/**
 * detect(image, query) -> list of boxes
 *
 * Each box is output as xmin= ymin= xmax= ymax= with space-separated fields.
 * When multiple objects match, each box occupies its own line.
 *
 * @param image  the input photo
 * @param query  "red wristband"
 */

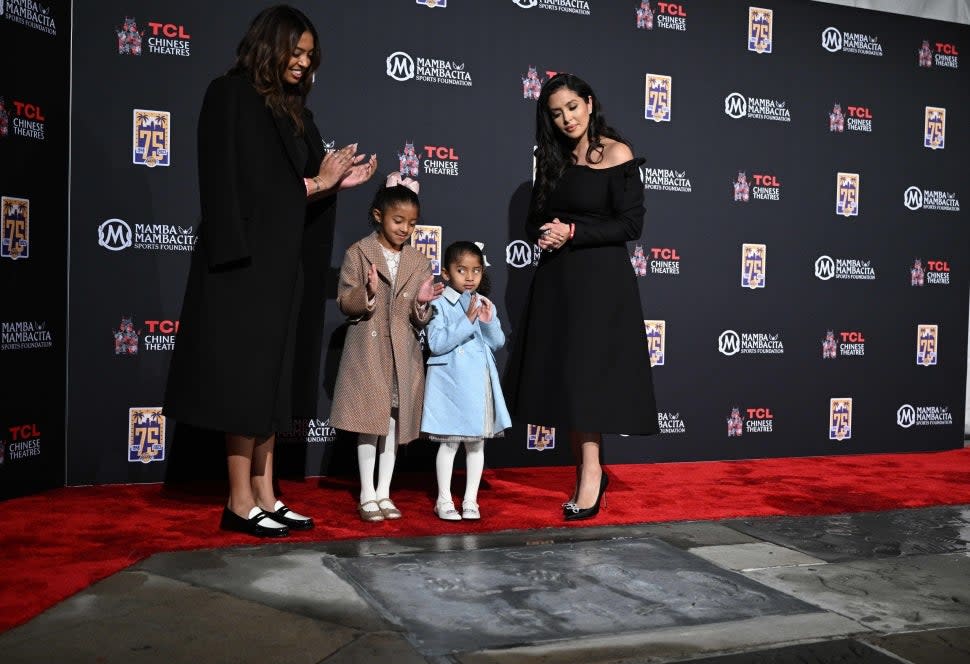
xmin=569 ymin=223 xmax=575 ymax=240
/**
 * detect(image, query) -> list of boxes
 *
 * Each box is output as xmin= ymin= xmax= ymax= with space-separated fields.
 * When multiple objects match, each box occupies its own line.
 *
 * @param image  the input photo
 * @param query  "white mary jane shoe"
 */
xmin=461 ymin=501 xmax=480 ymax=520
xmin=434 ymin=499 xmax=462 ymax=521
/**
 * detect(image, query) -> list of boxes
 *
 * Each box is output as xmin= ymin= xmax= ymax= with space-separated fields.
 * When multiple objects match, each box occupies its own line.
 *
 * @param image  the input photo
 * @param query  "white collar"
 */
xmin=442 ymin=285 xmax=462 ymax=304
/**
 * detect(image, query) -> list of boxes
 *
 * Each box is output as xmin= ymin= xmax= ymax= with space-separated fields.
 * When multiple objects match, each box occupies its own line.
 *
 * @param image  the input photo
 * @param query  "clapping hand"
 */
xmin=477 ymin=295 xmax=494 ymax=323
xmin=417 ymin=276 xmax=444 ymax=304
xmin=465 ymin=293 xmax=481 ymax=322
xmin=365 ymin=263 xmax=379 ymax=299
xmin=316 ymin=144 xmax=357 ymax=190
xmin=338 ymin=152 xmax=378 ymax=190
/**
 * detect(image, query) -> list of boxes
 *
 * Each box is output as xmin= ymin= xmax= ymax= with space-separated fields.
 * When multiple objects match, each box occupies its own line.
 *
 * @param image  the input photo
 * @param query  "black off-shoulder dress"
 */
xmin=505 ymin=158 xmax=660 ymax=435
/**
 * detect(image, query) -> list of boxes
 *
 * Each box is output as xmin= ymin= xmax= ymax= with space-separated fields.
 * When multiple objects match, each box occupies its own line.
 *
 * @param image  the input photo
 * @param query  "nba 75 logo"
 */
xmin=916 ymin=324 xmax=938 ymax=366
xmin=644 ymin=320 xmax=665 ymax=366
xmin=924 ymin=106 xmax=945 ymax=149
xmin=133 ymin=109 xmax=170 ymax=167
xmin=829 ymin=398 xmax=852 ymax=441
xmin=741 ymin=243 xmax=766 ymax=289
xmin=128 ymin=407 xmax=166 ymax=463
xmin=527 ymin=424 xmax=555 ymax=451
xmin=644 ymin=74 xmax=671 ymax=122
xmin=411 ymin=225 xmax=442 ymax=275
xmin=1 ymin=196 xmax=29 ymax=260
xmin=836 ymin=172 xmax=859 ymax=217
xmin=748 ymin=7 xmax=772 ymax=54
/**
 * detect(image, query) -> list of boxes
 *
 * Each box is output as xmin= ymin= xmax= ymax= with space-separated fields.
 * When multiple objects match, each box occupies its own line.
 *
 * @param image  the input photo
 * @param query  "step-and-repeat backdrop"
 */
xmin=1 ymin=1 xmax=70 ymax=499
xmin=64 ymin=0 xmax=968 ymax=485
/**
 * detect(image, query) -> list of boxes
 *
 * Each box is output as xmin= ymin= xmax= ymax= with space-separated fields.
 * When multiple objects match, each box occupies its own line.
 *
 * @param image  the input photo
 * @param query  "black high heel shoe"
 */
xmin=564 ymin=472 xmax=608 ymax=521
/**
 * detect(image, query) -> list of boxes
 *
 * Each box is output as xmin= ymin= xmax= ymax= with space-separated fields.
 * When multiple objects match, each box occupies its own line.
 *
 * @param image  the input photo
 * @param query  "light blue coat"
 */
xmin=421 ymin=287 xmax=512 ymax=437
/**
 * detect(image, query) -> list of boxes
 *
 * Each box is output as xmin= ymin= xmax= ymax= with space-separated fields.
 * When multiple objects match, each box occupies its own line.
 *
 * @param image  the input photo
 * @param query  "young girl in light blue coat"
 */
xmin=422 ymin=241 xmax=511 ymax=521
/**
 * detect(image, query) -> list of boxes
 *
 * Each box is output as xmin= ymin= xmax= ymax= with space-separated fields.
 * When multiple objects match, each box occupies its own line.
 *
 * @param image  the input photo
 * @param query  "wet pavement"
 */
xmin=2 ymin=506 xmax=970 ymax=663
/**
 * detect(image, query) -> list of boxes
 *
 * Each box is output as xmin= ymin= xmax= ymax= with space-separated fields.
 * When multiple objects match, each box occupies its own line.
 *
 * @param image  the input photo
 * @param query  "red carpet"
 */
xmin=3 ymin=449 xmax=970 ymax=633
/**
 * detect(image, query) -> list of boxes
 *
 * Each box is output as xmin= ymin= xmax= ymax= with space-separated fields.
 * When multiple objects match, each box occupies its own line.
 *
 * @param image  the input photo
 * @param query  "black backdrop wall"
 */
xmin=57 ymin=0 xmax=970 ymax=486
xmin=0 ymin=1 xmax=70 ymax=499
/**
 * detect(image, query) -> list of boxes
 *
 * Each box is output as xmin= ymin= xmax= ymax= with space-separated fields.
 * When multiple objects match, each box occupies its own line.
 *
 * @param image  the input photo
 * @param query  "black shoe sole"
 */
xmin=274 ymin=515 xmax=314 ymax=530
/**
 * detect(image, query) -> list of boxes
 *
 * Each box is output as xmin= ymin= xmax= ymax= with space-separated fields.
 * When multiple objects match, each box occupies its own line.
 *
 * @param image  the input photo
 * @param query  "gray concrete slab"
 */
xmin=658 ymin=638 xmax=903 ymax=663
xmin=689 ymin=542 xmax=827 ymax=571
xmin=322 ymin=632 xmax=429 ymax=663
xmin=7 ymin=505 xmax=970 ymax=664
xmin=0 ymin=571 xmax=357 ymax=664
xmin=136 ymin=548 xmax=389 ymax=632
xmin=727 ymin=506 xmax=970 ymax=563
xmin=456 ymin=613 xmax=866 ymax=663
xmin=860 ymin=625 xmax=970 ymax=664
xmin=636 ymin=521 xmax=762 ymax=550
xmin=299 ymin=522 xmax=756 ymax=559
xmin=336 ymin=537 xmax=822 ymax=657
xmin=743 ymin=552 xmax=970 ymax=632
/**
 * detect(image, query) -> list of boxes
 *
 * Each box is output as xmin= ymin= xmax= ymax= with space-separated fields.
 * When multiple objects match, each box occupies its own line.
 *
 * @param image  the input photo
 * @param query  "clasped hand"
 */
xmin=538 ymin=218 xmax=570 ymax=251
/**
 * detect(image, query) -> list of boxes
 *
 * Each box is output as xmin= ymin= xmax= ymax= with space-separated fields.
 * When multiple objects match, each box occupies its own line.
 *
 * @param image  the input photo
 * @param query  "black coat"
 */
xmin=164 ymin=74 xmax=335 ymax=437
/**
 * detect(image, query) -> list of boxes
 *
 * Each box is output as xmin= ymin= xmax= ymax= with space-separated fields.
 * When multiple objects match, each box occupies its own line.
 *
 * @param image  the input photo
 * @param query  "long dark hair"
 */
xmin=443 ymin=241 xmax=491 ymax=296
xmin=533 ymin=73 xmax=628 ymax=215
xmin=229 ymin=5 xmax=321 ymax=134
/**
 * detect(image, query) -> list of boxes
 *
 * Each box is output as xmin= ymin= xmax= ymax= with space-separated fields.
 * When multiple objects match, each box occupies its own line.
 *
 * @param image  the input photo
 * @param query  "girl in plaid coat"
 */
xmin=330 ymin=174 xmax=443 ymax=522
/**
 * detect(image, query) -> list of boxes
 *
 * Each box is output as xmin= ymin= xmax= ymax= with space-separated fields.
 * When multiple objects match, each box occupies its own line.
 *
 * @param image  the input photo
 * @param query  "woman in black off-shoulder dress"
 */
xmin=505 ymin=73 xmax=659 ymax=521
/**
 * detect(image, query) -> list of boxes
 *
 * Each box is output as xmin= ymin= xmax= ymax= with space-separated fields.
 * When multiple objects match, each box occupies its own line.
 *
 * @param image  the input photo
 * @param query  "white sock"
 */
xmin=463 ymin=440 xmax=484 ymax=505
xmin=375 ymin=415 xmax=397 ymax=501
xmin=358 ymin=434 xmax=378 ymax=506
xmin=436 ymin=442 xmax=459 ymax=503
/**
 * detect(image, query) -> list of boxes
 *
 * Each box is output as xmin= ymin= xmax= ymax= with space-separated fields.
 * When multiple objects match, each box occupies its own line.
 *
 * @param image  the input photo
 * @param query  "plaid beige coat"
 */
xmin=330 ymin=233 xmax=433 ymax=444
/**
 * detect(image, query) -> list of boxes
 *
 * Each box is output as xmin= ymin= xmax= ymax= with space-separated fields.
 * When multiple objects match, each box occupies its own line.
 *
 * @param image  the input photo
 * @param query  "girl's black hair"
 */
xmin=443 ymin=240 xmax=491 ymax=296
xmin=533 ymin=73 xmax=629 ymax=216
xmin=369 ymin=178 xmax=420 ymax=225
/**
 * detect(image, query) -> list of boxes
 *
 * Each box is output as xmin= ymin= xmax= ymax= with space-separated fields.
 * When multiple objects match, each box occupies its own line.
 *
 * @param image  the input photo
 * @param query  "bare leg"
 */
xmin=568 ymin=434 xmax=584 ymax=503
xmin=571 ymin=431 xmax=603 ymax=509
xmin=226 ymin=433 xmax=257 ymax=517
xmin=251 ymin=434 xmax=278 ymax=511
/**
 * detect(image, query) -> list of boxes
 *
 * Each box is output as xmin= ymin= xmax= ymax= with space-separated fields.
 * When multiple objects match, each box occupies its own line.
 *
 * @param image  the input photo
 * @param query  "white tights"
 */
xmin=435 ymin=440 xmax=484 ymax=505
xmin=358 ymin=415 xmax=397 ymax=504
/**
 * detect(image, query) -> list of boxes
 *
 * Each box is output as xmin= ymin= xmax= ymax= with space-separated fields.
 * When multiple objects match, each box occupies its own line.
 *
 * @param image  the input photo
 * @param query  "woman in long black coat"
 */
xmin=164 ymin=6 xmax=376 ymax=537
xmin=506 ymin=74 xmax=659 ymax=521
